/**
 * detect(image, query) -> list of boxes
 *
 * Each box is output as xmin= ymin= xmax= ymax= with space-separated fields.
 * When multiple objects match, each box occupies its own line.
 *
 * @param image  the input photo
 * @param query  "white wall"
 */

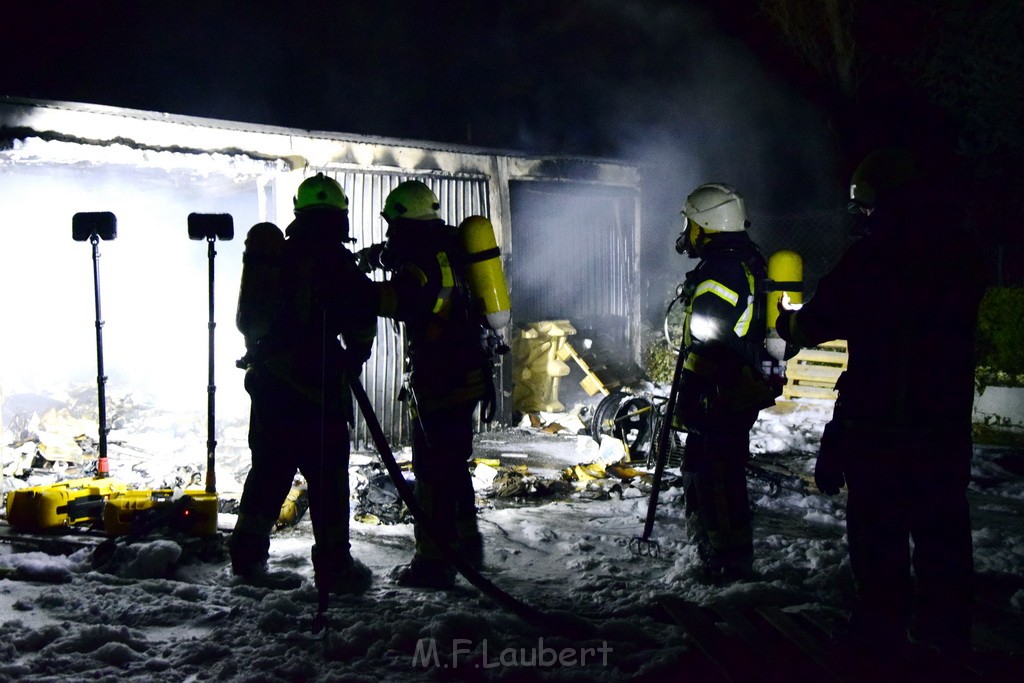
xmin=0 ymin=162 xmax=261 ymax=427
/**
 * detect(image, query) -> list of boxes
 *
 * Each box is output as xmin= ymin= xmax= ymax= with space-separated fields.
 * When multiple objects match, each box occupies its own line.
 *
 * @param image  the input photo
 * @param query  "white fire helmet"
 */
xmin=682 ymin=183 xmax=748 ymax=232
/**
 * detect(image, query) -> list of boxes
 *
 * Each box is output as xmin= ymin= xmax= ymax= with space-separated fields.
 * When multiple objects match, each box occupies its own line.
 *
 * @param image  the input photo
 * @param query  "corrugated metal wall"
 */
xmin=325 ymin=168 xmax=492 ymax=448
xmin=507 ymin=182 xmax=638 ymax=348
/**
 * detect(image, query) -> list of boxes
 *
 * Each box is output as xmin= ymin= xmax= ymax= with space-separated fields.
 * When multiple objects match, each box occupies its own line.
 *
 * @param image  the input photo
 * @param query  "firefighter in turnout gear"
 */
xmin=776 ymin=147 xmax=988 ymax=659
xmin=673 ymin=183 xmax=775 ymax=581
xmin=360 ymin=180 xmax=497 ymax=589
xmin=231 ymin=173 xmax=377 ymax=593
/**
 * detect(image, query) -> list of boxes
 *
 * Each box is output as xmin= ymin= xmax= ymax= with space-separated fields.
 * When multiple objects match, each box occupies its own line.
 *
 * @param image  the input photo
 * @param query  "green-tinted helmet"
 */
xmin=849 ymin=147 xmax=918 ymax=214
xmin=382 ymin=180 xmax=440 ymax=221
xmin=294 ymin=173 xmax=349 ymax=212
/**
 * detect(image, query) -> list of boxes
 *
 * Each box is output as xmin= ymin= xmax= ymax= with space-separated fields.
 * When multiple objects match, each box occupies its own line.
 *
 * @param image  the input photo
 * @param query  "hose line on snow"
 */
xmin=349 ymin=376 xmax=597 ymax=640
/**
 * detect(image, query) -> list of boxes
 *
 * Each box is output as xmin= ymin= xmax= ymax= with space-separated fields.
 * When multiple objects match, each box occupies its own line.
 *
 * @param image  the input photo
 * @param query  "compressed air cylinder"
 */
xmin=236 ymin=222 xmax=285 ymax=342
xmin=767 ymin=250 xmax=803 ymax=329
xmin=456 ymin=215 xmax=511 ymax=330
xmin=766 ymin=249 xmax=803 ymax=361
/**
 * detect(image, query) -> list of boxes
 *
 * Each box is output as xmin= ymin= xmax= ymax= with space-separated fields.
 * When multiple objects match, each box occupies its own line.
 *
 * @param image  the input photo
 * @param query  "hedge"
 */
xmin=976 ymin=286 xmax=1024 ymax=388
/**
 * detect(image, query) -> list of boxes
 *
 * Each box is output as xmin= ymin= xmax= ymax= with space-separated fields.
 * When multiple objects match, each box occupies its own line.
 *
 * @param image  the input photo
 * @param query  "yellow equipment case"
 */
xmin=103 ymin=489 xmax=219 ymax=537
xmin=5 ymin=477 xmax=129 ymax=533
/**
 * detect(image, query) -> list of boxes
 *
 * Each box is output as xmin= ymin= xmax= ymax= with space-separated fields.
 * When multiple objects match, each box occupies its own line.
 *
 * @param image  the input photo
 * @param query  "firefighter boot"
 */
xmin=228 ymin=512 xmax=274 ymax=580
xmin=456 ymin=518 xmax=484 ymax=571
xmin=394 ymin=555 xmax=456 ymax=590
xmin=394 ymin=480 xmax=457 ymax=589
xmin=311 ymin=544 xmax=372 ymax=596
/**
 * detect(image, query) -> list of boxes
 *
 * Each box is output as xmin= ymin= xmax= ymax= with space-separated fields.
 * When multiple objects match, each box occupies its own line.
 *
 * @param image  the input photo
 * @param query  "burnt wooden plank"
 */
xmin=715 ymin=605 xmax=790 ymax=668
xmin=753 ymin=606 xmax=845 ymax=681
xmin=660 ymin=597 xmax=759 ymax=682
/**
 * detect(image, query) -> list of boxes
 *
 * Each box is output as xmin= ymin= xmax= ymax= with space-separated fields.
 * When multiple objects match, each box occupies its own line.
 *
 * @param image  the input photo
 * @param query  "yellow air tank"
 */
xmin=766 ymin=250 xmax=803 ymax=361
xmin=767 ymin=250 xmax=803 ymax=329
xmin=457 ymin=215 xmax=511 ymax=329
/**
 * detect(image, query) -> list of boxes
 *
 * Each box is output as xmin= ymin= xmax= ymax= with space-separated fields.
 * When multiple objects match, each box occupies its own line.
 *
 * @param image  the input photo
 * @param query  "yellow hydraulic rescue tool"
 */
xmin=6 ymin=476 xmax=129 ymax=533
xmin=103 ymin=488 xmax=218 ymax=537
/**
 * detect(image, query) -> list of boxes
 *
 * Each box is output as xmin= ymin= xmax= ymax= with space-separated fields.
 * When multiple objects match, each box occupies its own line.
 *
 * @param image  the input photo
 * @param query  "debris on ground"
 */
xmin=353 ymin=465 xmax=411 ymax=525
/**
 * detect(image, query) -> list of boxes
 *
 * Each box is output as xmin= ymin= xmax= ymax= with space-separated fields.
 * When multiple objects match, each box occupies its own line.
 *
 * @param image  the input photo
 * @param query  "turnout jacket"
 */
xmin=677 ymin=233 xmax=772 ymax=425
xmin=776 ymin=207 xmax=987 ymax=440
xmin=374 ymin=218 xmax=488 ymax=410
xmin=683 ymin=234 xmax=767 ymax=381
xmin=245 ymin=211 xmax=377 ymax=422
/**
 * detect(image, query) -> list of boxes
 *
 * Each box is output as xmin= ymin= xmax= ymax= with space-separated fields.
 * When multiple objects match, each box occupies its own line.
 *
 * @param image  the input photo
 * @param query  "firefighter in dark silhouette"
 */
xmin=360 ymin=180 xmax=496 ymax=589
xmin=673 ymin=183 xmax=775 ymax=581
xmin=231 ymin=173 xmax=377 ymax=593
xmin=776 ymin=147 xmax=988 ymax=659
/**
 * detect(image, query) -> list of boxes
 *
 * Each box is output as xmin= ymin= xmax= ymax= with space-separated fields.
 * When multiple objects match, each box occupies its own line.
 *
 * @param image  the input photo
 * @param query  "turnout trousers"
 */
xmin=232 ymin=366 xmax=352 ymax=573
xmin=409 ymin=397 xmax=481 ymax=563
xmin=682 ymin=411 xmax=757 ymax=574
xmin=843 ymin=441 xmax=974 ymax=656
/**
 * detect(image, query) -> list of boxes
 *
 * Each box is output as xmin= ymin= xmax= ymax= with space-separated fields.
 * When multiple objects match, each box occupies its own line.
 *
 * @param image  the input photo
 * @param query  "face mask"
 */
xmin=675 ymin=217 xmax=701 ymax=258
xmin=675 ymin=229 xmax=689 ymax=255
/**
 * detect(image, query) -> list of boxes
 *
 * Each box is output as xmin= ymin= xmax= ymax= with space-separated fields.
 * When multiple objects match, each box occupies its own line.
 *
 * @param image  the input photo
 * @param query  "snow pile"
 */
xmin=1 ymin=390 xmax=1023 ymax=680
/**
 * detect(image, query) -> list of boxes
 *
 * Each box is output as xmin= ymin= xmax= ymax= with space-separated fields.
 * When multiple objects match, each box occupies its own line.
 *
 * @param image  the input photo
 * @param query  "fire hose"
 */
xmin=344 ymin=375 xmax=597 ymax=640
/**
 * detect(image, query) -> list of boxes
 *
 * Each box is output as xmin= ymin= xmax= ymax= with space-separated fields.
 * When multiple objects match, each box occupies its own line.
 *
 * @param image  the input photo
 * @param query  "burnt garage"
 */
xmin=0 ymin=96 xmax=642 ymax=445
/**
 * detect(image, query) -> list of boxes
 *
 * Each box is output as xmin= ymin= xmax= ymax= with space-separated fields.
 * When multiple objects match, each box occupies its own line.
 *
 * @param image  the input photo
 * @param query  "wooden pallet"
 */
xmin=782 ymin=340 xmax=848 ymax=401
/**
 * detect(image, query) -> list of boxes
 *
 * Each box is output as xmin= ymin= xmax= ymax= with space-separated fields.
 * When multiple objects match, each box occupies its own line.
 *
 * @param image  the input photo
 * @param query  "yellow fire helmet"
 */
xmin=382 ymin=180 xmax=441 ymax=222
xmin=294 ymin=173 xmax=349 ymax=212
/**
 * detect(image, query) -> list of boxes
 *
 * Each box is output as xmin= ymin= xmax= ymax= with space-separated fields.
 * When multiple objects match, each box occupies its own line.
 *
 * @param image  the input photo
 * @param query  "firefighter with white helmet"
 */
xmin=360 ymin=179 xmax=498 ymax=589
xmin=673 ymin=182 xmax=775 ymax=581
xmin=776 ymin=147 xmax=988 ymax=658
xmin=231 ymin=172 xmax=377 ymax=595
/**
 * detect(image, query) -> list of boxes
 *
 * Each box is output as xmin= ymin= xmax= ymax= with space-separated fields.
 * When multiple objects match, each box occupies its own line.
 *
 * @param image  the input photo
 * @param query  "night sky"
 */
xmin=5 ymin=0 xmax=1021 ymax=267
xmin=4 ymin=1 xmax=748 ymax=152
xmin=2 ymin=1 xmax=845 ymax=210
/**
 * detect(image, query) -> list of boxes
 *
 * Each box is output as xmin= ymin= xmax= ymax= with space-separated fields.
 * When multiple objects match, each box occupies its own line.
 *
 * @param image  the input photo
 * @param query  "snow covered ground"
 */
xmin=2 ymin=388 xmax=1024 ymax=681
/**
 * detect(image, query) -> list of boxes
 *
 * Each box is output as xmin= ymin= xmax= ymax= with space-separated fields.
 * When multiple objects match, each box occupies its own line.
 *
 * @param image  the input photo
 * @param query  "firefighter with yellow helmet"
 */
xmin=231 ymin=172 xmax=377 ymax=594
xmin=673 ymin=182 xmax=775 ymax=581
xmin=360 ymin=179 xmax=499 ymax=589
xmin=776 ymin=147 xmax=988 ymax=658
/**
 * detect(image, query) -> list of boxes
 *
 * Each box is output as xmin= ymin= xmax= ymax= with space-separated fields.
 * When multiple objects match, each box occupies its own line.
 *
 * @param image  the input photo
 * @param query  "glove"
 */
xmin=673 ymin=381 xmax=714 ymax=435
xmin=814 ymin=455 xmax=845 ymax=495
xmin=355 ymin=244 xmax=385 ymax=273
xmin=339 ymin=347 xmax=368 ymax=380
xmin=814 ymin=421 xmax=846 ymax=495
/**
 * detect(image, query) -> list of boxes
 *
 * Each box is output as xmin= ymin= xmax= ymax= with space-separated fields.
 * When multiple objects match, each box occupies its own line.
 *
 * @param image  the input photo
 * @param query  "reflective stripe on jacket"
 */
xmin=682 ymin=235 xmax=767 ymax=381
